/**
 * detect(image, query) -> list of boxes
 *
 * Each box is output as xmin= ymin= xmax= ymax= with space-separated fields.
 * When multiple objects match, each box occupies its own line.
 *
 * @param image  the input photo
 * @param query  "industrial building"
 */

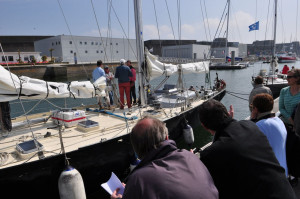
xmin=34 ymin=35 xmax=137 ymax=63
xmin=162 ymin=44 xmax=210 ymax=60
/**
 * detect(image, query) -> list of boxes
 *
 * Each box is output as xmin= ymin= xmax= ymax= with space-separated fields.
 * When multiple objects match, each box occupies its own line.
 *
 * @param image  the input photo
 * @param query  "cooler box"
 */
xmin=51 ymin=108 xmax=86 ymax=128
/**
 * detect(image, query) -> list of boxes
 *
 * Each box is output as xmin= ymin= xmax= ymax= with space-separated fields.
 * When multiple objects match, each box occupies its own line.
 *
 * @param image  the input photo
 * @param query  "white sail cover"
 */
xmin=0 ymin=65 xmax=106 ymax=102
xmin=145 ymin=50 xmax=209 ymax=80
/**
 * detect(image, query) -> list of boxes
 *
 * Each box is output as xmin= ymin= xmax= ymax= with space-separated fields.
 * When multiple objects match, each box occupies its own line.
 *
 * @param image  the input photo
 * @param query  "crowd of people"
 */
xmin=91 ymin=60 xmax=300 ymax=198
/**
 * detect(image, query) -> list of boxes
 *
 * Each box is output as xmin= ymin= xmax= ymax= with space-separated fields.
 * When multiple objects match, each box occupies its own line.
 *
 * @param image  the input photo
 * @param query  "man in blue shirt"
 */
xmin=92 ymin=60 xmax=105 ymax=82
xmin=251 ymin=93 xmax=288 ymax=177
xmin=115 ymin=59 xmax=132 ymax=110
xmin=92 ymin=60 xmax=110 ymax=109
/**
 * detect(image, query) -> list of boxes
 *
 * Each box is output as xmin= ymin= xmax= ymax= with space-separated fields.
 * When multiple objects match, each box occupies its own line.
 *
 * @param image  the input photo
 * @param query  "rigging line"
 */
xmin=199 ymin=0 xmax=209 ymax=42
xmin=152 ymin=0 xmax=162 ymax=50
xmin=231 ymin=4 xmax=243 ymax=43
xmin=164 ymin=0 xmax=177 ymax=41
xmin=207 ymin=1 xmax=227 ymax=59
xmin=226 ymin=92 xmax=248 ymax=101
xmin=57 ymin=0 xmax=89 ymax=80
xmin=296 ymin=0 xmax=299 ymax=42
xmin=0 ymin=43 xmax=39 ymax=149
xmin=255 ymin=0 xmax=257 ymax=41
xmin=128 ymin=0 xmax=130 ymax=58
xmin=107 ymin=0 xmax=114 ymax=63
xmin=279 ymin=0 xmax=285 ymax=43
xmin=90 ymin=0 xmax=109 ymax=62
xmin=262 ymin=0 xmax=271 ymax=56
xmin=203 ymin=0 xmax=212 ymax=41
xmin=14 ymin=99 xmax=44 ymax=118
xmin=109 ymin=0 xmax=138 ymax=60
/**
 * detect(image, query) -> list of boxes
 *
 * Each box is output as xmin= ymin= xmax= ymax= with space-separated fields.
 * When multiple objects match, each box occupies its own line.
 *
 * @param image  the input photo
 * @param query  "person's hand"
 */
xmin=111 ymin=188 xmax=123 ymax=199
xmin=228 ymin=105 xmax=234 ymax=118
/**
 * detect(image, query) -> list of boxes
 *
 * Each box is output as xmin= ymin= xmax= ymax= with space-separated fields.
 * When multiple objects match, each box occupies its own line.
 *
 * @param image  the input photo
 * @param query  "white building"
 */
xmin=34 ymin=35 xmax=137 ymax=64
xmin=1 ymin=52 xmax=41 ymax=64
xmin=162 ymin=44 xmax=210 ymax=60
xmin=211 ymin=47 xmax=239 ymax=58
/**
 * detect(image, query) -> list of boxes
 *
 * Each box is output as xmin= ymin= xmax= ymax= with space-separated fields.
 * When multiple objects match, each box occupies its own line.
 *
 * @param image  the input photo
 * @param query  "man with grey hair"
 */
xmin=111 ymin=116 xmax=219 ymax=199
xmin=249 ymin=75 xmax=273 ymax=111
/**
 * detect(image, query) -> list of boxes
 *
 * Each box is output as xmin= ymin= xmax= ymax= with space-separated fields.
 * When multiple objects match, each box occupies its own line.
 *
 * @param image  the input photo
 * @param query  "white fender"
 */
xmin=183 ymin=124 xmax=194 ymax=145
xmin=58 ymin=166 xmax=86 ymax=199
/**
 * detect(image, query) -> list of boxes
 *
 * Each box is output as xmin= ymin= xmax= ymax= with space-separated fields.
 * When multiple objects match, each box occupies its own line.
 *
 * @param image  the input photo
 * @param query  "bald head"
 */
xmin=131 ymin=117 xmax=168 ymax=159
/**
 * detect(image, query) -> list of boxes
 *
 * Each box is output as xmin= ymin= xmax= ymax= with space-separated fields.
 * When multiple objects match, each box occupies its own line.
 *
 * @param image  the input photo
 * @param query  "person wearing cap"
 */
xmin=115 ymin=59 xmax=133 ymax=110
xmin=92 ymin=60 xmax=110 ymax=109
xmin=127 ymin=60 xmax=137 ymax=105
xmin=104 ymin=65 xmax=114 ymax=106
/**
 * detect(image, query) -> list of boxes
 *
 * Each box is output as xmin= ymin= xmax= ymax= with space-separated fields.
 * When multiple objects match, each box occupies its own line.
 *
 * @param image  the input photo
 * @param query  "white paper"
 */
xmin=101 ymin=172 xmax=125 ymax=195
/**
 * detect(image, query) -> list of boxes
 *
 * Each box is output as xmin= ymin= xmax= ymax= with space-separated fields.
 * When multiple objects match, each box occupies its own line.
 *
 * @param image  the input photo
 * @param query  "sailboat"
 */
xmin=209 ymin=0 xmax=247 ymax=70
xmin=252 ymin=0 xmax=288 ymax=99
xmin=0 ymin=0 xmax=226 ymax=198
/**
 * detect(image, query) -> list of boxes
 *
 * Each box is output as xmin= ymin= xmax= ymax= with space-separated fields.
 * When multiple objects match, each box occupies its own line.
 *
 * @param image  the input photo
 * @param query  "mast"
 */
xmin=133 ymin=0 xmax=147 ymax=105
xmin=270 ymin=0 xmax=278 ymax=78
xmin=225 ymin=0 xmax=230 ymax=62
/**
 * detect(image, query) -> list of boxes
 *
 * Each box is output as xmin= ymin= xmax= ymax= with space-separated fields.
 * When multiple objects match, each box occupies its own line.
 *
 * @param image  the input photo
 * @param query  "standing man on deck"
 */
xmin=92 ymin=60 xmax=110 ymax=109
xmin=127 ymin=60 xmax=137 ymax=105
xmin=198 ymin=99 xmax=296 ymax=199
xmin=249 ymin=75 xmax=273 ymax=111
xmin=111 ymin=116 xmax=219 ymax=199
xmin=115 ymin=59 xmax=132 ymax=110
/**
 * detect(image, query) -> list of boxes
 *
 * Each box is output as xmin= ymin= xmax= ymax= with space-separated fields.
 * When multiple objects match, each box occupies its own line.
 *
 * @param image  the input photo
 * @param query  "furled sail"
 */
xmin=0 ymin=65 xmax=106 ymax=102
xmin=145 ymin=49 xmax=209 ymax=80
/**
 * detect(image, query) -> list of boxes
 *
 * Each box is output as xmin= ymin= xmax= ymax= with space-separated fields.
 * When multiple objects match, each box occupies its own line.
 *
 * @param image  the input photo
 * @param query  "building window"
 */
xmin=8 ymin=56 xmax=14 ymax=61
xmin=116 ymin=51 xmax=118 ymax=53
xmin=69 ymin=41 xmax=72 ymax=44
xmin=96 ymin=50 xmax=99 ymax=53
xmin=84 ymin=42 xmax=87 ymax=45
xmin=24 ymin=57 xmax=29 ymax=61
xmin=99 ymin=43 xmax=102 ymax=45
xmin=85 ymin=50 xmax=88 ymax=53
xmin=116 ymin=43 xmax=118 ymax=45
xmin=80 ymin=41 xmax=82 ymax=45
xmin=58 ymin=41 xmax=61 ymax=45
xmin=95 ymin=42 xmax=98 ymax=45
xmin=91 ymin=42 xmax=94 ymax=45
xmin=110 ymin=43 xmax=112 ymax=45
xmin=101 ymin=51 xmax=103 ymax=53
xmin=56 ymin=42 xmax=58 ymax=45
xmin=2 ymin=56 xmax=7 ymax=62
xmin=70 ymin=50 xmax=73 ymax=53
xmin=52 ymin=42 xmax=54 ymax=46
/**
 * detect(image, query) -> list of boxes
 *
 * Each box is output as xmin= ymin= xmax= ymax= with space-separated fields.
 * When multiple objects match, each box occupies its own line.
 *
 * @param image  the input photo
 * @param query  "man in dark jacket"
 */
xmin=198 ymin=99 xmax=296 ymax=199
xmin=111 ymin=116 xmax=219 ymax=199
xmin=115 ymin=59 xmax=132 ymax=110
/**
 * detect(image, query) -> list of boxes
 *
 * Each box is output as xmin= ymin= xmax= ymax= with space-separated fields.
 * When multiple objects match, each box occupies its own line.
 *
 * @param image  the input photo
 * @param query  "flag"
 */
xmin=249 ymin=21 xmax=259 ymax=31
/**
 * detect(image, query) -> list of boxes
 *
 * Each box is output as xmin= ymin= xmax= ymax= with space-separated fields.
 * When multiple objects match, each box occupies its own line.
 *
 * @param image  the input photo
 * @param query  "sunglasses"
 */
xmin=287 ymin=76 xmax=296 ymax=79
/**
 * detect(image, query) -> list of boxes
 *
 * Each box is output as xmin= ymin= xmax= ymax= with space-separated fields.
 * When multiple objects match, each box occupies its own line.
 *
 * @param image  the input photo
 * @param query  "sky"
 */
xmin=0 ymin=0 xmax=299 ymax=44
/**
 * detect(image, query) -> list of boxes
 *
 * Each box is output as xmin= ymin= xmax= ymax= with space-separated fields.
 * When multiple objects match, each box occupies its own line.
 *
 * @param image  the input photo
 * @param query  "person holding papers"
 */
xmin=111 ymin=116 xmax=218 ymax=199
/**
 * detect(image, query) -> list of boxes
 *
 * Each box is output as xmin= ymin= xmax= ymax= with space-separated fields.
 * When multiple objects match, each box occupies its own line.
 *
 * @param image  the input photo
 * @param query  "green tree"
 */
xmin=42 ymin=55 xmax=47 ymax=62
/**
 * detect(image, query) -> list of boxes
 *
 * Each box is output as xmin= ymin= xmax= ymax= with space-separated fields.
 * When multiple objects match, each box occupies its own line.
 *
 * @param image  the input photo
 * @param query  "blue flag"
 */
xmin=249 ymin=21 xmax=259 ymax=31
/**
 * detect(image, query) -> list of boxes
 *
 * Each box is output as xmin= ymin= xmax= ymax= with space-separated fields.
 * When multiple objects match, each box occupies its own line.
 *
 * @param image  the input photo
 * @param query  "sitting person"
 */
xmin=251 ymin=93 xmax=288 ymax=177
xmin=198 ymin=99 xmax=296 ymax=199
xmin=111 ymin=116 xmax=218 ymax=199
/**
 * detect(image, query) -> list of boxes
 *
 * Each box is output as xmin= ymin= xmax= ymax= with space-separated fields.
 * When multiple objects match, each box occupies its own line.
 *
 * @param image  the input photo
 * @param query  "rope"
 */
xmin=226 ymin=92 xmax=249 ymax=101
